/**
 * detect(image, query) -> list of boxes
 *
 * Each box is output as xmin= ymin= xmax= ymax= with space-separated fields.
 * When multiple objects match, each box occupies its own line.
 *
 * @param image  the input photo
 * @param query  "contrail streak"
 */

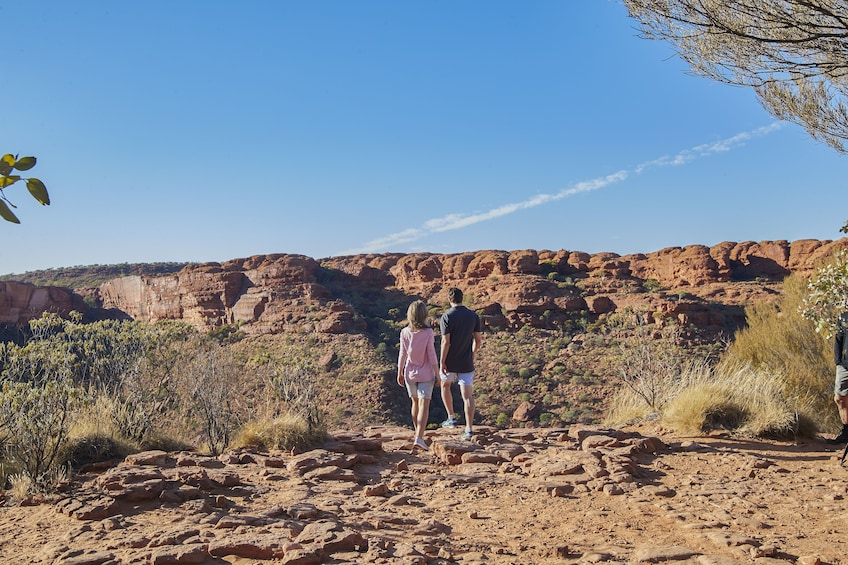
xmin=340 ymin=123 xmax=784 ymax=255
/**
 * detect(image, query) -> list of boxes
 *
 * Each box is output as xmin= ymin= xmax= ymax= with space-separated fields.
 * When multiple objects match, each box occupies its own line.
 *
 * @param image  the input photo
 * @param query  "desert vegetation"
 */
xmin=606 ymin=273 xmax=835 ymax=438
xmin=0 ymin=314 xmax=329 ymax=499
xmin=0 ymin=262 xmax=188 ymax=288
xmin=3 ymin=247 xmax=848 ymax=499
xmin=625 ymin=0 xmax=848 ymax=154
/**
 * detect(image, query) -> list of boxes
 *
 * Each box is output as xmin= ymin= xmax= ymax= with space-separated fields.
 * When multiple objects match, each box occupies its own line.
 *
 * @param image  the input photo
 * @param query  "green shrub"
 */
xmin=208 ymin=323 xmax=245 ymax=344
xmin=560 ymin=407 xmax=580 ymax=423
xmin=0 ymin=377 xmax=78 ymax=490
xmin=642 ymin=278 xmax=661 ymax=292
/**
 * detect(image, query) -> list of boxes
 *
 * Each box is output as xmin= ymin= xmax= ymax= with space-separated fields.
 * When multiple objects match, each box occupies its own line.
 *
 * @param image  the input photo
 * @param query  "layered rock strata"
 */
xmin=3 ymin=239 xmax=846 ymax=336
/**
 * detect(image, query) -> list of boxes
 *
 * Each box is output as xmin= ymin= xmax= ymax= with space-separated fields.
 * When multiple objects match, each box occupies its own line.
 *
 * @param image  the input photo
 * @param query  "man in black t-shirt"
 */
xmin=439 ymin=287 xmax=482 ymax=440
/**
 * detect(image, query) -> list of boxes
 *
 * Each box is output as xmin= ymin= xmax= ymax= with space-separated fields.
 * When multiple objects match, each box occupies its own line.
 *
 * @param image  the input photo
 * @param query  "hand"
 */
xmin=397 ymin=373 xmax=404 ymax=387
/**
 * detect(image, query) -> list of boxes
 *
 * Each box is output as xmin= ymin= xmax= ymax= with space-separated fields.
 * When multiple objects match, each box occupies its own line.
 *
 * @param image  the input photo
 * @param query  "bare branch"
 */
xmin=625 ymin=0 xmax=848 ymax=151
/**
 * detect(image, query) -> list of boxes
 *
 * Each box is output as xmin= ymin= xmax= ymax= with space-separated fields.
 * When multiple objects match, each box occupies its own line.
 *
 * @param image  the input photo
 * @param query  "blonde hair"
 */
xmin=407 ymin=300 xmax=430 ymax=330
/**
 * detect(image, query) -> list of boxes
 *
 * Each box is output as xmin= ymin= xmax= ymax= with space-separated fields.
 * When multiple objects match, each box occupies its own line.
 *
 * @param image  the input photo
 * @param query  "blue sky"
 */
xmin=3 ymin=1 xmax=846 ymax=275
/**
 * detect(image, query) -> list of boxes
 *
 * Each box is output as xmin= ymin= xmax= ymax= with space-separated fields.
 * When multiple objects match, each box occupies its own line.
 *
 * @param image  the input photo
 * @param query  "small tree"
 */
xmin=178 ymin=342 xmax=241 ymax=456
xmin=615 ymin=324 xmax=688 ymax=411
xmin=0 ymin=377 xmax=77 ymax=489
xmin=802 ymin=248 xmax=848 ymax=338
xmin=624 ymin=0 xmax=848 ymax=153
xmin=0 ymin=154 xmax=49 ymax=223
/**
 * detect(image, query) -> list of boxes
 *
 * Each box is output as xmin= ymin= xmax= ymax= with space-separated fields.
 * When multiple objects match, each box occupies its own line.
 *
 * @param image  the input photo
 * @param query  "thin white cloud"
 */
xmin=342 ymin=170 xmax=627 ymax=254
xmin=351 ymin=228 xmax=424 ymax=253
xmin=340 ymin=123 xmax=783 ymax=255
xmin=635 ymin=123 xmax=784 ymax=173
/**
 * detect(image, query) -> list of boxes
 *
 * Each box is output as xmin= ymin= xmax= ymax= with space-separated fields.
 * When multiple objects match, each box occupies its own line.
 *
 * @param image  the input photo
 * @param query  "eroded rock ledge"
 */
xmin=26 ymin=424 xmax=831 ymax=564
xmin=3 ymin=239 xmax=846 ymax=335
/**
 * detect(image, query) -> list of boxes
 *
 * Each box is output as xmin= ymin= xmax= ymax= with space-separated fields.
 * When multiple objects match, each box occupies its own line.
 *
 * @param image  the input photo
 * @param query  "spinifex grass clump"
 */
xmin=660 ymin=359 xmax=817 ymax=437
xmin=725 ymin=274 xmax=833 ymax=433
xmin=231 ymin=411 xmax=328 ymax=452
xmin=606 ymin=274 xmax=832 ymax=438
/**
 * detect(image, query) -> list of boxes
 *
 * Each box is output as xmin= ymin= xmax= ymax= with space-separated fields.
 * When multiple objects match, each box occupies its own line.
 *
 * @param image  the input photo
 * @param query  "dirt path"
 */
xmin=0 ymin=424 xmax=845 ymax=564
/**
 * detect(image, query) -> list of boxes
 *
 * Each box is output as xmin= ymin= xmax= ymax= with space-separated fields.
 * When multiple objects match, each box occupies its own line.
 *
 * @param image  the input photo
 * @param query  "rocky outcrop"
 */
xmin=3 ymin=239 xmax=846 ymax=335
xmin=44 ymin=425 xmax=671 ymax=564
xmin=16 ymin=425 xmax=832 ymax=564
xmin=0 ymin=281 xmax=87 ymax=325
xmin=97 ymin=255 xmax=343 ymax=335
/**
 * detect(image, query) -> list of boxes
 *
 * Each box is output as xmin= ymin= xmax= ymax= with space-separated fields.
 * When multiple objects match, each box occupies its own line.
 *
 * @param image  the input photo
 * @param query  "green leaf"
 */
xmin=0 ymin=175 xmax=21 ymax=188
xmin=0 ymin=200 xmax=20 ymax=223
xmin=13 ymin=156 xmax=36 ymax=171
xmin=26 ymin=178 xmax=49 ymax=205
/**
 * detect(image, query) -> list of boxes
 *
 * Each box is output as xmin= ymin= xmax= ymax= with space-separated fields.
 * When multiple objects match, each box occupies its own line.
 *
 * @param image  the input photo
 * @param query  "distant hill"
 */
xmin=0 ymin=262 xmax=189 ymax=289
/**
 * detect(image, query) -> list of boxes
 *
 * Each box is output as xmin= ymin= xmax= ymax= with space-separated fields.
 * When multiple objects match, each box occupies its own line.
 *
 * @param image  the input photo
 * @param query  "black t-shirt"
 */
xmin=836 ymin=311 xmax=848 ymax=367
xmin=440 ymin=305 xmax=481 ymax=373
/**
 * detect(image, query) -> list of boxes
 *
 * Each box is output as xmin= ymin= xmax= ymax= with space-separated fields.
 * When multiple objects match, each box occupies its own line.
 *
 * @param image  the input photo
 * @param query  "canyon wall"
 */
xmin=3 ymin=239 xmax=845 ymax=336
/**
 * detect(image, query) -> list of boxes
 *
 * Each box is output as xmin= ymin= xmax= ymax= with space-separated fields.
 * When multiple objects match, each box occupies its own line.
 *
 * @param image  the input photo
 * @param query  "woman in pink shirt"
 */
xmin=397 ymin=300 xmax=438 ymax=451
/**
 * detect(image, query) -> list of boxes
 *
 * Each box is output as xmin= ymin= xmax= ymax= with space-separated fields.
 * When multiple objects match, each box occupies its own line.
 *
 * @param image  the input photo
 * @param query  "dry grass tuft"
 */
xmin=62 ymin=394 xmax=140 ymax=465
xmin=660 ymin=359 xmax=809 ymax=438
xmin=724 ymin=274 xmax=835 ymax=433
xmin=608 ymin=354 xmax=818 ymax=439
xmin=231 ymin=411 xmax=328 ymax=453
xmin=8 ymin=473 xmax=34 ymax=502
xmin=63 ymin=392 xmax=191 ymax=465
xmin=604 ymin=389 xmax=657 ymax=425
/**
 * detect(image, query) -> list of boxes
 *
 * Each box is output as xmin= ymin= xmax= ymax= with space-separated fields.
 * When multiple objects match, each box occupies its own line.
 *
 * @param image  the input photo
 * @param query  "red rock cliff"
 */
xmin=4 ymin=239 xmax=846 ymax=335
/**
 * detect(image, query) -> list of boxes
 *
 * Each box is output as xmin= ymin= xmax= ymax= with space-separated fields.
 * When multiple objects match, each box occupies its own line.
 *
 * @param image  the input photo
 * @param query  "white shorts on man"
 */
xmin=440 ymin=371 xmax=474 ymax=387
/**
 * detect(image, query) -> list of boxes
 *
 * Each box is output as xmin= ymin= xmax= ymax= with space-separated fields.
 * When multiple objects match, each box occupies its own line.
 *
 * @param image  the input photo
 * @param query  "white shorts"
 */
xmin=405 ymin=379 xmax=435 ymax=400
xmin=440 ymin=371 xmax=474 ymax=387
xmin=836 ymin=365 xmax=848 ymax=396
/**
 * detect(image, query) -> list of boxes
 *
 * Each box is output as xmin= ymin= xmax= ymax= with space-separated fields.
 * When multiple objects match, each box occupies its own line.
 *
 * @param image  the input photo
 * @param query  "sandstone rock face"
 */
xmin=98 ymin=255 xmax=330 ymax=334
xmin=0 ymin=281 xmax=86 ymax=324
xmin=3 ymin=239 xmax=847 ymax=335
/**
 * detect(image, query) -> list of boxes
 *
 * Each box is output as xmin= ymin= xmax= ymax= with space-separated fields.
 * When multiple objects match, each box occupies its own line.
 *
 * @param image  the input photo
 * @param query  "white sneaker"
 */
xmin=441 ymin=417 xmax=456 ymax=429
xmin=413 ymin=437 xmax=429 ymax=451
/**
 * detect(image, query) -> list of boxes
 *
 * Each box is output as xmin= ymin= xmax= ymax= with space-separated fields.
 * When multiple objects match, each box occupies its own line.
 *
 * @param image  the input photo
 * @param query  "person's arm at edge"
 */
xmin=428 ymin=329 xmax=439 ymax=378
xmin=397 ymin=330 xmax=407 ymax=386
xmin=440 ymin=333 xmax=451 ymax=375
xmin=472 ymin=331 xmax=482 ymax=364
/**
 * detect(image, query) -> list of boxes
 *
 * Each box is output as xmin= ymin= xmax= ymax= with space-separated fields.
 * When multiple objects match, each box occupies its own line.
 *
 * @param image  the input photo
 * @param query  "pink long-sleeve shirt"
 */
xmin=398 ymin=326 xmax=438 ymax=382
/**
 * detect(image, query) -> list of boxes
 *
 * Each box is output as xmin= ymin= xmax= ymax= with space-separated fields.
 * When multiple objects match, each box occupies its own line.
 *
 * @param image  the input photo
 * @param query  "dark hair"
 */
xmin=448 ymin=287 xmax=463 ymax=304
